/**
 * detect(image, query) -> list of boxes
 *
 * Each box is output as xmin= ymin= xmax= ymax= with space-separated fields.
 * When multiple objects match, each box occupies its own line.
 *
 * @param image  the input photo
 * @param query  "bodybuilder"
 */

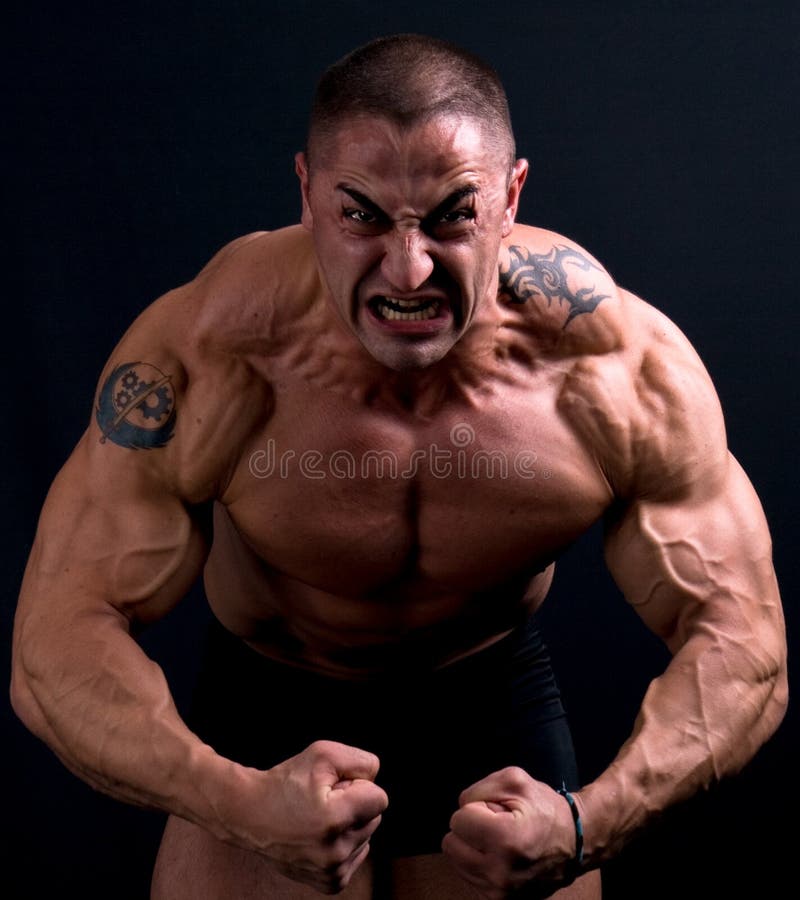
xmin=11 ymin=34 xmax=787 ymax=900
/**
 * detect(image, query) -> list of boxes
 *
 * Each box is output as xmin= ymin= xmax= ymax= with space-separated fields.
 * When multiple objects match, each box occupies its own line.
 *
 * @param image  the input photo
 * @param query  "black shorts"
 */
xmin=187 ymin=614 xmax=579 ymax=858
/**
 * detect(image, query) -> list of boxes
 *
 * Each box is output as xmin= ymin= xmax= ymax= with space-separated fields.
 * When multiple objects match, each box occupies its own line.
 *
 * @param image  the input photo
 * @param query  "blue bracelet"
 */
xmin=557 ymin=786 xmax=584 ymax=876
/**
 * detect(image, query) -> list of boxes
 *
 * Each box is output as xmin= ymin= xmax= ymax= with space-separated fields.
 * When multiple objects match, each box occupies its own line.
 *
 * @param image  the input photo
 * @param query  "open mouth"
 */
xmin=369 ymin=296 xmax=443 ymax=322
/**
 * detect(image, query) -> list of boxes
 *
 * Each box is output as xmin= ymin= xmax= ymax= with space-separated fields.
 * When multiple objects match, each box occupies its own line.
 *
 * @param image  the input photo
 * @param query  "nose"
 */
xmin=380 ymin=231 xmax=434 ymax=293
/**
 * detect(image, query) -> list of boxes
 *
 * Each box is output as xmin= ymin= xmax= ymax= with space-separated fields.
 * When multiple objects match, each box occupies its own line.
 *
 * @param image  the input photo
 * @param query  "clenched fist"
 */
xmin=227 ymin=740 xmax=388 ymax=894
xmin=442 ymin=766 xmax=579 ymax=899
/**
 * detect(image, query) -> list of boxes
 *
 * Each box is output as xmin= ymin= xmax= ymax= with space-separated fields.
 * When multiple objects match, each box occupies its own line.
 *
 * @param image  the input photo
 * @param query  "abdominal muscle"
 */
xmin=203 ymin=504 xmax=554 ymax=680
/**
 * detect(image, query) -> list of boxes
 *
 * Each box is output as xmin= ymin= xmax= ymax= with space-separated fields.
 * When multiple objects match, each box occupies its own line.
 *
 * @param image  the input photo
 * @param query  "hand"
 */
xmin=233 ymin=740 xmax=388 ymax=894
xmin=442 ymin=767 xmax=577 ymax=899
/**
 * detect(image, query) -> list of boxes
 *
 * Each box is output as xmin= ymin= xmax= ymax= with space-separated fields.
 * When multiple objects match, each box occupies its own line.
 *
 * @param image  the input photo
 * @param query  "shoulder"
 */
xmin=110 ymin=224 xmax=323 ymax=369
xmin=503 ymin=225 xmax=727 ymax=499
xmin=89 ymin=226 xmax=318 ymax=500
xmin=499 ymin=224 xmax=624 ymax=356
xmin=186 ymin=225 xmax=322 ymax=344
xmin=193 ymin=225 xmax=318 ymax=292
xmin=557 ymin=282 xmax=727 ymax=500
xmin=627 ymin=298 xmax=727 ymax=499
xmin=501 ymin=224 xmax=614 ymax=298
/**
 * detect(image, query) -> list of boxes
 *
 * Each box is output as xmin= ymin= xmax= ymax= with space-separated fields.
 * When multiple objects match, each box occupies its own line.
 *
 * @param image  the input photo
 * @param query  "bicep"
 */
xmin=18 ymin=431 xmax=210 ymax=631
xmin=604 ymin=453 xmax=783 ymax=657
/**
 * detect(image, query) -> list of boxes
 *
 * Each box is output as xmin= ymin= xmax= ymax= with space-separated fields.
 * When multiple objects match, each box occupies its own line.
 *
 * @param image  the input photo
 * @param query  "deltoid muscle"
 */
xmin=499 ymin=245 xmax=611 ymax=325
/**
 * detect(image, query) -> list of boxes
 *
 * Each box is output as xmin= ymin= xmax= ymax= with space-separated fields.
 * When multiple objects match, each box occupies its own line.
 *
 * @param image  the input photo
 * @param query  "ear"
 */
xmin=295 ymin=152 xmax=313 ymax=230
xmin=501 ymin=158 xmax=529 ymax=237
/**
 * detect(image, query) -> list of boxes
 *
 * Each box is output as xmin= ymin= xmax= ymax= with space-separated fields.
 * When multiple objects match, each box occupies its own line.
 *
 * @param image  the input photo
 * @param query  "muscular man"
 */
xmin=11 ymin=34 xmax=787 ymax=900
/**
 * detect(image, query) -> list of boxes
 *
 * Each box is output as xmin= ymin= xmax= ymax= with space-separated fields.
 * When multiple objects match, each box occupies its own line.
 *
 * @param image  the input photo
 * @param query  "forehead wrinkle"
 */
xmin=314 ymin=116 xmax=509 ymax=225
xmin=324 ymin=115 xmax=492 ymax=176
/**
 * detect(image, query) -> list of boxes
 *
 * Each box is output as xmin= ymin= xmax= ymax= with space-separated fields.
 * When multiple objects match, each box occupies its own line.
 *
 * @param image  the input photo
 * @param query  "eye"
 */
xmin=440 ymin=208 xmax=475 ymax=224
xmin=343 ymin=207 xmax=376 ymax=224
xmin=426 ymin=207 xmax=476 ymax=238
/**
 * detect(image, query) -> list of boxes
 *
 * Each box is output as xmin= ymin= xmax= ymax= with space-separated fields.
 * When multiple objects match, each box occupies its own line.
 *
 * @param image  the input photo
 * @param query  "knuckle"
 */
xmin=498 ymin=765 xmax=529 ymax=790
xmin=327 ymin=840 xmax=354 ymax=866
xmin=320 ymin=861 xmax=350 ymax=893
xmin=308 ymin=738 xmax=334 ymax=756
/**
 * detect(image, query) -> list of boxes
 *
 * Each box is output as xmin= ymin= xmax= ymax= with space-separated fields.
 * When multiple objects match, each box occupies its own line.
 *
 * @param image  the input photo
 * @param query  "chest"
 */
xmin=222 ymin=380 xmax=611 ymax=595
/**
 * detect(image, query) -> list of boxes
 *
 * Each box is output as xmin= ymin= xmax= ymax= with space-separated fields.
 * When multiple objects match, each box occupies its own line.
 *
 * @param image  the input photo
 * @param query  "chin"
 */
xmin=363 ymin=336 xmax=456 ymax=371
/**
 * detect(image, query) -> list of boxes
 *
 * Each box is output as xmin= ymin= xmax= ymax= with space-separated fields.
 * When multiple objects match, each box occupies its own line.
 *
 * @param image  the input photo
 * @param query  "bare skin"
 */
xmin=10 ymin=113 xmax=787 ymax=899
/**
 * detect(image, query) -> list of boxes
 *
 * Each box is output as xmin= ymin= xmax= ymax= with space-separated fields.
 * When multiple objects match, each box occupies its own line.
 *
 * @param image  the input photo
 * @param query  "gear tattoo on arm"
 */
xmin=96 ymin=361 xmax=176 ymax=449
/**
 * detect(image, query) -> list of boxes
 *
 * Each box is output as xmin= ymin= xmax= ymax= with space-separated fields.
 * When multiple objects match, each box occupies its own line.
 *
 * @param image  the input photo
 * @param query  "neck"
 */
xmin=361 ymin=312 xmax=505 ymax=417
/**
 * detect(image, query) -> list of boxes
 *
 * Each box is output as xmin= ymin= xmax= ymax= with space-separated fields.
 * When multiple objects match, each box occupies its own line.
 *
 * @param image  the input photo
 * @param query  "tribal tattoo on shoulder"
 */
xmin=96 ymin=361 xmax=176 ymax=449
xmin=498 ymin=244 xmax=611 ymax=326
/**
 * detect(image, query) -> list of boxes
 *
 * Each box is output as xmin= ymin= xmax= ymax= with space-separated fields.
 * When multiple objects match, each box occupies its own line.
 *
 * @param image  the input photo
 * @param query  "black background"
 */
xmin=4 ymin=2 xmax=798 ymax=897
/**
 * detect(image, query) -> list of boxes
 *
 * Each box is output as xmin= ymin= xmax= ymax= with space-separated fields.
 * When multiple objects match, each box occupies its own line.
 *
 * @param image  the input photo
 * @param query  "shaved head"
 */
xmin=307 ymin=34 xmax=516 ymax=172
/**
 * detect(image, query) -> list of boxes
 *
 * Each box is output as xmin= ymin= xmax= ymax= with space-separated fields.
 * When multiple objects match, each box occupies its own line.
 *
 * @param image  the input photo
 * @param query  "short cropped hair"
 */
xmin=307 ymin=34 xmax=516 ymax=170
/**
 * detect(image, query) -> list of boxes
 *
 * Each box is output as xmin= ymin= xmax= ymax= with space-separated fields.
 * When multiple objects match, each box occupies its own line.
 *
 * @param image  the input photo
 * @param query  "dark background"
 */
xmin=4 ymin=1 xmax=797 ymax=897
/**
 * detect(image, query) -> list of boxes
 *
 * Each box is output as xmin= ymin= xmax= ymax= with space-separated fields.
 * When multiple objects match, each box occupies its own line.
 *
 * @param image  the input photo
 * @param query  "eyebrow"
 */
xmin=337 ymin=184 xmax=479 ymax=223
xmin=337 ymin=186 xmax=389 ymax=220
xmin=426 ymin=186 xmax=479 ymax=223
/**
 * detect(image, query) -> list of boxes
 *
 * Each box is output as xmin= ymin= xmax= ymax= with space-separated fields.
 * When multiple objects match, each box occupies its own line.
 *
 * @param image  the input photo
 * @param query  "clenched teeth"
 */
xmin=375 ymin=297 xmax=440 ymax=321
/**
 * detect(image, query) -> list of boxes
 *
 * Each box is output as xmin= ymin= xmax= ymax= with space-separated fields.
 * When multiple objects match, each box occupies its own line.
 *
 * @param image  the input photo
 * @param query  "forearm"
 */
xmin=11 ymin=603 xmax=245 ymax=840
xmin=576 ymin=625 xmax=787 ymax=865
